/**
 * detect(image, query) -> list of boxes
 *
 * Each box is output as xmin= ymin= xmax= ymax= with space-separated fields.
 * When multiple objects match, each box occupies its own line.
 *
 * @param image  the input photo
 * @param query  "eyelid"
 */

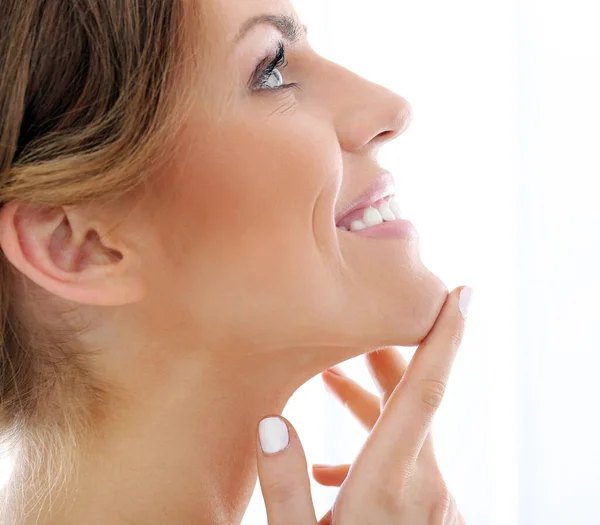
xmin=250 ymin=41 xmax=287 ymax=90
xmin=251 ymin=54 xmax=275 ymax=85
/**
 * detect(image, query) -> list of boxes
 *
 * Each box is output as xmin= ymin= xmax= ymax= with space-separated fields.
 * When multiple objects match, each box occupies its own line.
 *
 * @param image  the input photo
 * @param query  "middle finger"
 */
xmin=365 ymin=347 xmax=438 ymax=460
xmin=365 ymin=347 xmax=409 ymax=406
xmin=321 ymin=368 xmax=380 ymax=430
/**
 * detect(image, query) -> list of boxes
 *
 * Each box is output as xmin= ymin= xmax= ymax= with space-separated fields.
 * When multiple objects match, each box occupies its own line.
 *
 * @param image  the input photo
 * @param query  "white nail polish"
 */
xmin=459 ymin=287 xmax=474 ymax=319
xmin=259 ymin=417 xmax=289 ymax=455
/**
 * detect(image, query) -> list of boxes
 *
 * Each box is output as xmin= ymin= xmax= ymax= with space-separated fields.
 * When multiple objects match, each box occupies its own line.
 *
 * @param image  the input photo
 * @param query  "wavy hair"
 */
xmin=0 ymin=0 xmax=209 ymax=521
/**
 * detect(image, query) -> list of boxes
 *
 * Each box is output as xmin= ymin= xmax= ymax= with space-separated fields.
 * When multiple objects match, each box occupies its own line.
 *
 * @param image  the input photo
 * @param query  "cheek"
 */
xmin=153 ymin=110 xmax=342 ymax=315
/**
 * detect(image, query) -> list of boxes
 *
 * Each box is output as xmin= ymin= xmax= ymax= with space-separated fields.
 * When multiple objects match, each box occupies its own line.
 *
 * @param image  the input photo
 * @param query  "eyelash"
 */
xmin=252 ymin=41 xmax=299 ymax=92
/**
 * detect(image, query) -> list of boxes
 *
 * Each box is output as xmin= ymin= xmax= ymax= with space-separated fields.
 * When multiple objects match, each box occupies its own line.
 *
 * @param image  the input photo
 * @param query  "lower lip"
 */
xmin=341 ymin=219 xmax=419 ymax=239
xmin=342 ymin=219 xmax=419 ymax=239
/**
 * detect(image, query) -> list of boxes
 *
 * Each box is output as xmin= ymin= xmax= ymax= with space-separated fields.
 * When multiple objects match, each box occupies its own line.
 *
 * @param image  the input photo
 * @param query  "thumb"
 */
xmin=256 ymin=415 xmax=318 ymax=525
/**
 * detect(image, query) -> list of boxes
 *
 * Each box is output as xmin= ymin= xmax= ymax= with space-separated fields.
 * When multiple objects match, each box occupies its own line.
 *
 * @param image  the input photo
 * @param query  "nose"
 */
xmin=324 ymin=59 xmax=413 ymax=153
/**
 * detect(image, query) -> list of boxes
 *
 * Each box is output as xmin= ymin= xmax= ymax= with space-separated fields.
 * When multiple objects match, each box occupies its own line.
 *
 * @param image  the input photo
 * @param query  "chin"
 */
xmin=338 ymin=265 xmax=449 ymax=350
xmin=394 ymin=267 xmax=449 ymax=347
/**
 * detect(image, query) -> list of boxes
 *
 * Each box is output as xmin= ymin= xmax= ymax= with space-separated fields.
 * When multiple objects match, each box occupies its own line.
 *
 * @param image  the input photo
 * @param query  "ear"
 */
xmin=0 ymin=200 xmax=145 ymax=306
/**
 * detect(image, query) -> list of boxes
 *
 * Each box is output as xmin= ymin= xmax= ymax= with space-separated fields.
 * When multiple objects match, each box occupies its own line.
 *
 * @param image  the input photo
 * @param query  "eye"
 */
xmin=261 ymin=67 xmax=284 ymax=90
xmin=252 ymin=41 xmax=298 ymax=92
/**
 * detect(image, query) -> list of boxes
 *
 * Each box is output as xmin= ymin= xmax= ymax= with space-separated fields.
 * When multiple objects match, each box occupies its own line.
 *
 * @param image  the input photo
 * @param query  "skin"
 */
xmin=0 ymin=0 xmax=449 ymax=523
xmin=255 ymin=291 xmax=469 ymax=524
xmin=312 ymin=347 xmax=466 ymax=524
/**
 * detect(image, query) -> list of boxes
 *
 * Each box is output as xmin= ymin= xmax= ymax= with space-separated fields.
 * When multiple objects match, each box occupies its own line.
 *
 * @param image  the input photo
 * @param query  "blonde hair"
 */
xmin=0 ymin=1 xmax=209 ymax=521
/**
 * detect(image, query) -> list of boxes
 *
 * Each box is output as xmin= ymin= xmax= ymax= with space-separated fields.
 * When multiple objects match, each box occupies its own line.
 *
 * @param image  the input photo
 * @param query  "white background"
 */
xmin=242 ymin=0 xmax=600 ymax=524
xmin=1 ymin=1 xmax=599 ymax=524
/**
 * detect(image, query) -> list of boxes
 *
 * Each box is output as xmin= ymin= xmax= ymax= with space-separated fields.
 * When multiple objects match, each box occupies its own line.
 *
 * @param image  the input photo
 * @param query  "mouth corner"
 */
xmin=334 ymin=171 xmax=396 ymax=228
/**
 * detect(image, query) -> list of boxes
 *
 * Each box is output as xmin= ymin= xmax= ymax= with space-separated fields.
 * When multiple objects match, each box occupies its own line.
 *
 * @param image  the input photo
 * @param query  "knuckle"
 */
xmin=417 ymin=378 xmax=447 ymax=410
xmin=365 ymin=474 xmax=404 ymax=510
xmin=263 ymin=477 xmax=301 ymax=505
xmin=374 ymin=485 xmax=406 ymax=516
xmin=372 ymin=471 xmax=412 ymax=512
xmin=431 ymin=477 xmax=450 ymax=500
xmin=428 ymin=487 xmax=453 ymax=525
xmin=450 ymin=327 xmax=464 ymax=350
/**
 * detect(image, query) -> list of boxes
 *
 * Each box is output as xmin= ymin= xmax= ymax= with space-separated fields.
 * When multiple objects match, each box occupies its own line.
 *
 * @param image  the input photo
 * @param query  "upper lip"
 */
xmin=335 ymin=172 xmax=396 ymax=225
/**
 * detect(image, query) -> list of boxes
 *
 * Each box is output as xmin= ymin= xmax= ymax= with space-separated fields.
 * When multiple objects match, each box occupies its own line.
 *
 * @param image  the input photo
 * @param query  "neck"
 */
xmin=20 ymin=343 xmax=351 ymax=525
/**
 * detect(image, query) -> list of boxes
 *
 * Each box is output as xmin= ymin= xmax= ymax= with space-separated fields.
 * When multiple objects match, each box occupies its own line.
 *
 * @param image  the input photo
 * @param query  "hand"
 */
xmin=254 ymin=286 xmax=472 ymax=525
xmin=312 ymin=348 xmax=466 ymax=524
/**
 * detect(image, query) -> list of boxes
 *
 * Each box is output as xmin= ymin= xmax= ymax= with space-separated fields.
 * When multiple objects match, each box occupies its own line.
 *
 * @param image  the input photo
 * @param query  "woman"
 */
xmin=0 ymin=0 xmax=473 ymax=523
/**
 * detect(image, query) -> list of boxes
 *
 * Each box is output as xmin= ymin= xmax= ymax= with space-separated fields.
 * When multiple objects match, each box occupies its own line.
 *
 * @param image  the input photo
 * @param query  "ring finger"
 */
xmin=324 ymin=348 xmax=437 ymax=460
xmin=367 ymin=347 xmax=437 ymax=461
xmin=365 ymin=347 xmax=409 ymax=407
xmin=321 ymin=368 xmax=380 ymax=431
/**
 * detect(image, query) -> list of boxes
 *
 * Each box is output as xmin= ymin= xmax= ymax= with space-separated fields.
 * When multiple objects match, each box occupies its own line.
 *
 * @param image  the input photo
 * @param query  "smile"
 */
xmin=336 ymin=195 xmax=400 ymax=231
xmin=336 ymin=196 xmax=418 ymax=239
xmin=335 ymin=171 xmax=420 ymax=239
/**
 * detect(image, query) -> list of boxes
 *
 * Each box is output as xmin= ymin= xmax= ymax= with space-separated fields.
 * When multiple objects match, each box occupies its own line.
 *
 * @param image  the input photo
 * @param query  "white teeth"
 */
xmin=339 ymin=196 xmax=402 ymax=232
xmin=362 ymin=207 xmax=384 ymax=227
xmin=350 ymin=219 xmax=367 ymax=231
xmin=388 ymin=196 xmax=402 ymax=219
xmin=377 ymin=200 xmax=397 ymax=221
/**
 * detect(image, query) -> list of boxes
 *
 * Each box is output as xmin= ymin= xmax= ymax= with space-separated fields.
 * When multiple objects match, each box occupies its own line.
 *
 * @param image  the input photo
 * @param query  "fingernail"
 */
xmin=258 ymin=416 xmax=289 ymax=455
xmin=459 ymin=286 xmax=474 ymax=319
xmin=324 ymin=366 xmax=345 ymax=377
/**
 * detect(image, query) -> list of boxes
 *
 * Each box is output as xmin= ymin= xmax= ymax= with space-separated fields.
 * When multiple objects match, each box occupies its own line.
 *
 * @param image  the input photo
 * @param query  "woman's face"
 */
xmin=136 ymin=0 xmax=448 ymax=357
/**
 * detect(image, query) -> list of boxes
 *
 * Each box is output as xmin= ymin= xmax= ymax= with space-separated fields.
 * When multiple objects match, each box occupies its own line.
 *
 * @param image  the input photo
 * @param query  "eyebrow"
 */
xmin=235 ymin=14 xmax=308 ymax=45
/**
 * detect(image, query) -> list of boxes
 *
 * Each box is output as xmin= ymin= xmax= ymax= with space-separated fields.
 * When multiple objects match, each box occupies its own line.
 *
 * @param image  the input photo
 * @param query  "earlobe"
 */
xmin=0 ymin=200 xmax=145 ymax=306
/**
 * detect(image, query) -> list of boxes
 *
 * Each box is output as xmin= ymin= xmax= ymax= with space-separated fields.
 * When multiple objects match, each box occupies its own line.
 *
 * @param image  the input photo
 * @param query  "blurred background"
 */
xmin=240 ymin=0 xmax=600 ymax=523
xmin=1 ymin=1 xmax=598 ymax=524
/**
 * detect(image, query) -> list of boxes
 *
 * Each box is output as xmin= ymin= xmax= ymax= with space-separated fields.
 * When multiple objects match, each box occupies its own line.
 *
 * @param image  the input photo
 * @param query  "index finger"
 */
xmin=351 ymin=286 xmax=473 ymax=488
